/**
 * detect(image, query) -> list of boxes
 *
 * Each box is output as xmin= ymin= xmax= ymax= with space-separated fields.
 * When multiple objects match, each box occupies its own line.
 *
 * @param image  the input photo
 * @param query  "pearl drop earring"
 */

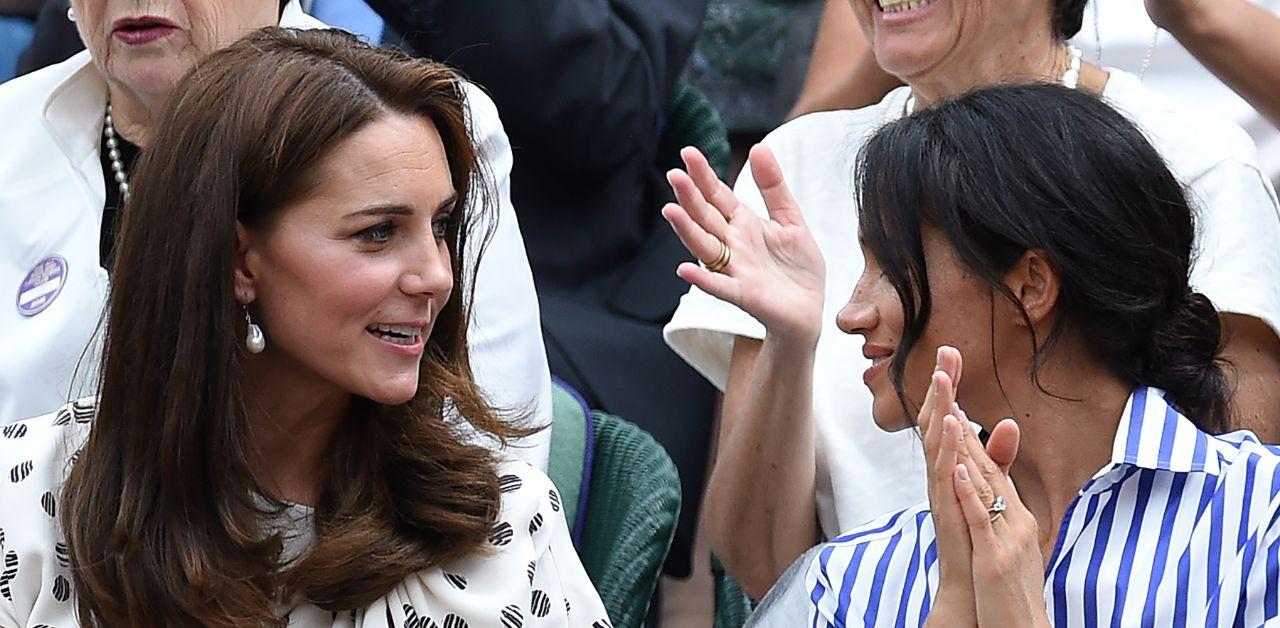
xmin=244 ymin=308 xmax=266 ymax=354
xmin=66 ymin=5 xmax=75 ymax=21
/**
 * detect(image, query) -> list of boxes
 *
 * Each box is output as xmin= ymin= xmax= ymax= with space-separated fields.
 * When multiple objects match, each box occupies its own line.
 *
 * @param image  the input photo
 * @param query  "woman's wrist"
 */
xmin=761 ymin=322 xmax=822 ymax=357
xmin=924 ymin=584 xmax=977 ymax=628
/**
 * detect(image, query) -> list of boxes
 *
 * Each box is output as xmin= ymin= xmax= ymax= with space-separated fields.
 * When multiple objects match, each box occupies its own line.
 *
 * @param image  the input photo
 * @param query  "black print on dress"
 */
xmin=528 ymin=512 xmax=543 ymax=535
xmin=500 ymin=604 xmax=523 ymax=628
xmin=527 ymin=560 xmax=536 ymax=585
xmin=565 ymin=599 xmax=571 ymax=615
xmin=56 ymin=541 xmax=69 ymax=567
xmin=1 ymin=550 xmax=17 ymax=601
xmin=53 ymin=406 xmax=72 ymax=427
xmin=498 ymin=474 xmax=523 ymax=494
xmin=530 ymin=590 xmax=551 ymax=618
xmin=41 ymin=491 xmax=56 ymax=518
xmin=8 ymin=460 xmax=32 ymax=483
xmin=72 ymin=399 xmax=94 ymax=423
xmin=443 ymin=572 xmax=467 ymax=590
xmin=401 ymin=603 xmax=439 ymax=628
xmin=490 ymin=522 xmax=514 ymax=547
xmin=591 ymin=620 xmax=614 ymax=628
xmin=52 ymin=574 xmax=71 ymax=602
xmin=0 ymin=526 xmax=5 ymax=552
xmin=442 ymin=614 xmax=468 ymax=628
xmin=1 ymin=423 xmax=27 ymax=439
xmin=548 ymin=489 xmax=561 ymax=513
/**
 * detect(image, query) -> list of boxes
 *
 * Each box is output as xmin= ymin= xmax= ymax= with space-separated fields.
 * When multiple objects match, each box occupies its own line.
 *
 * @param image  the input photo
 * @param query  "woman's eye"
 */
xmin=432 ymin=215 xmax=454 ymax=240
xmin=358 ymin=221 xmax=396 ymax=245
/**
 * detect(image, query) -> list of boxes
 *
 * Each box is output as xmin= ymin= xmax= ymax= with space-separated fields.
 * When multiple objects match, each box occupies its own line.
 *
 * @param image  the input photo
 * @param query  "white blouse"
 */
xmin=0 ymin=401 xmax=611 ymax=627
xmin=664 ymin=68 xmax=1280 ymax=540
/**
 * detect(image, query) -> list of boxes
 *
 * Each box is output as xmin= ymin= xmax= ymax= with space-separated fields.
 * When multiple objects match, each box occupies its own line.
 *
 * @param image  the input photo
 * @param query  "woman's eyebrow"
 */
xmin=345 ymin=204 xmax=414 ymax=219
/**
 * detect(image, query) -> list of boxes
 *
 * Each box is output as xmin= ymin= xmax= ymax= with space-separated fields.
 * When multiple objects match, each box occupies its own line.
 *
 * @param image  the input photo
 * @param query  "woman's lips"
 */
xmin=112 ymin=17 xmax=179 ymax=46
xmin=863 ymin=355 xmax=892 ymax=385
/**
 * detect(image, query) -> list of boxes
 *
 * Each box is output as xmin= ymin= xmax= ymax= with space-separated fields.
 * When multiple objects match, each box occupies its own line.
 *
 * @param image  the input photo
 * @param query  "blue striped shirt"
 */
xmin=806 ymin=387 xmax=1280 ymax=627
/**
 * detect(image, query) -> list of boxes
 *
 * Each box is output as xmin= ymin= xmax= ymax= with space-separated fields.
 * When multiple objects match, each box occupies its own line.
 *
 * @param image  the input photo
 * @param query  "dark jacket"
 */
xmin=371 ymin=0 xmax=714 ymax=576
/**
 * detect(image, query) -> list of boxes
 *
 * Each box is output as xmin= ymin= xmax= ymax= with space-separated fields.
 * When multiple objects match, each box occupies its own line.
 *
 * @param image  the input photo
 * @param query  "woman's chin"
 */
xmin=361 ymin=379 xmax=419 ymax=407
xmin=870 ymin=400 xmax=915 ymax=433
xmin=873 ymin=38 xmax=950 ymax=83
xmin=107 ymin=57 xmax=189 ymax=99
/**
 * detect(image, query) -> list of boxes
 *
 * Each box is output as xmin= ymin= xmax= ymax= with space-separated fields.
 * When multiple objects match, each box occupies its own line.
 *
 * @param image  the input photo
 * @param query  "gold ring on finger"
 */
xmin=704 ymin=240 xmax=731 ymax=273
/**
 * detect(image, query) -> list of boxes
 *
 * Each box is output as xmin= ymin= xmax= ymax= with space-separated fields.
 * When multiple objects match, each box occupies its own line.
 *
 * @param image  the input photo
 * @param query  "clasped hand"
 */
xmin=922 ymin=347 xmax=1049 ymax=628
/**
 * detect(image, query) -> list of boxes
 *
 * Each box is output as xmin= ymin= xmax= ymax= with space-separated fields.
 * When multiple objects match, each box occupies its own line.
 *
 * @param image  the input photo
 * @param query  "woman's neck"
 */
xmin=908 ymin=39 xmax=1110 ymax=108
xmin=105 ymin=83 xmax=165 ymax=148
xmin=243 ymin=357 xmax=352 ymax=507
xmin=975 ymin=356 xmax=1132 ymax=559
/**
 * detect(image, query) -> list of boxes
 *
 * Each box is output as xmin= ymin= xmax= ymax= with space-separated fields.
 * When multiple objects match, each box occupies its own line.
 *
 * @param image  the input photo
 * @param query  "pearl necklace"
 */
xmin=103 ymin=104 xmax=131 ymax=204
xmin=905 ymin=45 xmax=1084 ymax=115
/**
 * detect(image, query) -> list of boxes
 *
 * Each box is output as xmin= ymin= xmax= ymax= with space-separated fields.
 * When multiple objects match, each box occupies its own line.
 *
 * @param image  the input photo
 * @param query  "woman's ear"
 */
xmin=1005 ymin=249 xmax=1060 ymax=328
xmin=234 ymin=222 xmax=257 ymax=305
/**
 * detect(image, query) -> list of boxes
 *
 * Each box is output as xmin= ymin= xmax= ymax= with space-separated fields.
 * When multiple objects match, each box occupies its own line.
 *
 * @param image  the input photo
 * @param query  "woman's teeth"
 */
xmin=367 ymin=323 xmax=423 ymax=346
xmin=878 ymin=0 xmax=933 ymax=13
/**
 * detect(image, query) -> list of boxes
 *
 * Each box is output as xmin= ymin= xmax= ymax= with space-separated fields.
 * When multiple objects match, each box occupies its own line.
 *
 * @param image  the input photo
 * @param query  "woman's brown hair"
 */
xmin=61 ymin=27 xmax=533 ymax=626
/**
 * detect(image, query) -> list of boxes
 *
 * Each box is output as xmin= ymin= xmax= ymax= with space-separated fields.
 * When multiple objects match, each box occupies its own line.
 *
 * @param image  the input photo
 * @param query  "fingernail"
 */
xmin=957 ymin=465 xmax=969 ymax=482
xmin=935 ymin=347 xmax=944 ymax=369
xmin=942 ymin=416 xmax=951 ymax=436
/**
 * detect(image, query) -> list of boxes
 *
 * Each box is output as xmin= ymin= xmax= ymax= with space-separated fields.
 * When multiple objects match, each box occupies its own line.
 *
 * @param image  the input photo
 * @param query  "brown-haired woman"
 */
xmin=0 ymin=28 xmax=609 ymax=628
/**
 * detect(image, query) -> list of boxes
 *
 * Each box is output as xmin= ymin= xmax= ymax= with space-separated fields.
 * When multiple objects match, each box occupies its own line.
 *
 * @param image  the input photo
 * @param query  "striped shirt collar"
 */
xmin=1100 ymin=387 xmax=1226 ymax=481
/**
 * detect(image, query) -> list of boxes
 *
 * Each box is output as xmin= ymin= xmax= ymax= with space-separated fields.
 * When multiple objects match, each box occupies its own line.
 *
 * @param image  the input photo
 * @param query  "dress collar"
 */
xmin=1104 ymin=387 xmax=1228 ymax=478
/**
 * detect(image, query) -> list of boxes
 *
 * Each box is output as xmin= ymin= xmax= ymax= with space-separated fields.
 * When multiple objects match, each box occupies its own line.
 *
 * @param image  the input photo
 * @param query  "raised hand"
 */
xmin=921 ymin=347 xmax=977 ymax=627
xmin=662 ymin=145 xmax=827 ymax=346
xmin=953 ymin=416 xmax=1049 ymax=627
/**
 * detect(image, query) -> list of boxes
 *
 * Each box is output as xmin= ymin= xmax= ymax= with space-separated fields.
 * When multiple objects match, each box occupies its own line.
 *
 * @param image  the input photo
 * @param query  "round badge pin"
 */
xmin=16 ymin=255 xmax=68 ymax=317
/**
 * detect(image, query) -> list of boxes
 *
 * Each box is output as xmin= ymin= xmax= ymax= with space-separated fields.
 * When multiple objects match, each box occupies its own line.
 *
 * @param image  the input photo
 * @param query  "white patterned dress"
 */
xmin=0 ymin=400 xmax=612 ymax=628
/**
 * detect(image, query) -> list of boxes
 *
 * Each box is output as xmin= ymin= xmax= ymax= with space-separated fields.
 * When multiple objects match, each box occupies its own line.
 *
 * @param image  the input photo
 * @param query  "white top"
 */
xmin=1073 ymin=0 xmax=1280 ymax=182
xmin=807 ymin=387 xmax=1280 ymax=627
xmin=0 ymin=401 xmax=610 ymax=627
xmin=664 ymin=69 xmax=1280 ymax=538
xmin=0 ymin=5 xmax=553 ymax=470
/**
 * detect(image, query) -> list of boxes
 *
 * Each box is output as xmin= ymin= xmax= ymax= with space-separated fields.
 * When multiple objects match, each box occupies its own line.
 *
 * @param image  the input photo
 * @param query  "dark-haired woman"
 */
xmin=723 ymin=83 xmax=1280 ymax=624
xmin=662 ymin=0 xmax=1280 ymax=600
xmin=0 ymin=29 xmax=607 ymax=627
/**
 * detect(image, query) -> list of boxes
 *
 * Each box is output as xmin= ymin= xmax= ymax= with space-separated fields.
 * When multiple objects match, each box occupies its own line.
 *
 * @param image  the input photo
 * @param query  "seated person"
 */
xmin=662 ymin=0 xmax=1280 ymax=599
xmin=0 ymin=0 xmax=552 ymax=473
xmin=791 ymin=84 xmax=1280 ymax=625
xmin=0 ymin=28 xmax=607 ymax=627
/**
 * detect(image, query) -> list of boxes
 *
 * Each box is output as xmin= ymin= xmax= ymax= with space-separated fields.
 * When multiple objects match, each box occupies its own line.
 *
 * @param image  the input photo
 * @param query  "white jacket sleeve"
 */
xmin=459 ymin=82 xmax=553 ymax=470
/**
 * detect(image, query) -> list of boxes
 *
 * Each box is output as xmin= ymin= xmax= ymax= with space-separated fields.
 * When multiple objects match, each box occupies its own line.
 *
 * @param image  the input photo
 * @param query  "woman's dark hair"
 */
xmin=857 ymin=83 xmax=1228 ymax=433
xmin=1054 ymin=0 xmax=1089 ymax=39
xmin=62 ymin=27 xmax=534 ymax=626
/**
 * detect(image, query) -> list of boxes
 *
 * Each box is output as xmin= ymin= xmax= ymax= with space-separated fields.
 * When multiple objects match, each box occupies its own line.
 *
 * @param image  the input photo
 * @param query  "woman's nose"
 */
xmin=399 ymin=239 xmax=453 ymax=297
xmin=835 ymin=284 xmax=877 ymax=336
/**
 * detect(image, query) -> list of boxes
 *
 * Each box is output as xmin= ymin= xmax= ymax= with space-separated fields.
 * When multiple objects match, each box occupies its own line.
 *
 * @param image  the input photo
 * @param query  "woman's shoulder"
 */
xmin=806 ymin=502 xmax=935 ymax=619
xmin=812 ymin=502 xmax=935 ymax=581
xmin=822 ymin=501 xmax=934 ymax=553
xmin=490 ymin=456 xmax=564 ymax=535
xmin=1102 ymin=69 xmax=1262 ymax=180
xmin=0 ymin=403 xmax=89 ymax=623
xmin=339 ymin=456 xmax=608 ymax=627
xmin=1 ymin=399 xmax=92 ymax=490
xmin=759 ymin=86 xmax=912 ymax=169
